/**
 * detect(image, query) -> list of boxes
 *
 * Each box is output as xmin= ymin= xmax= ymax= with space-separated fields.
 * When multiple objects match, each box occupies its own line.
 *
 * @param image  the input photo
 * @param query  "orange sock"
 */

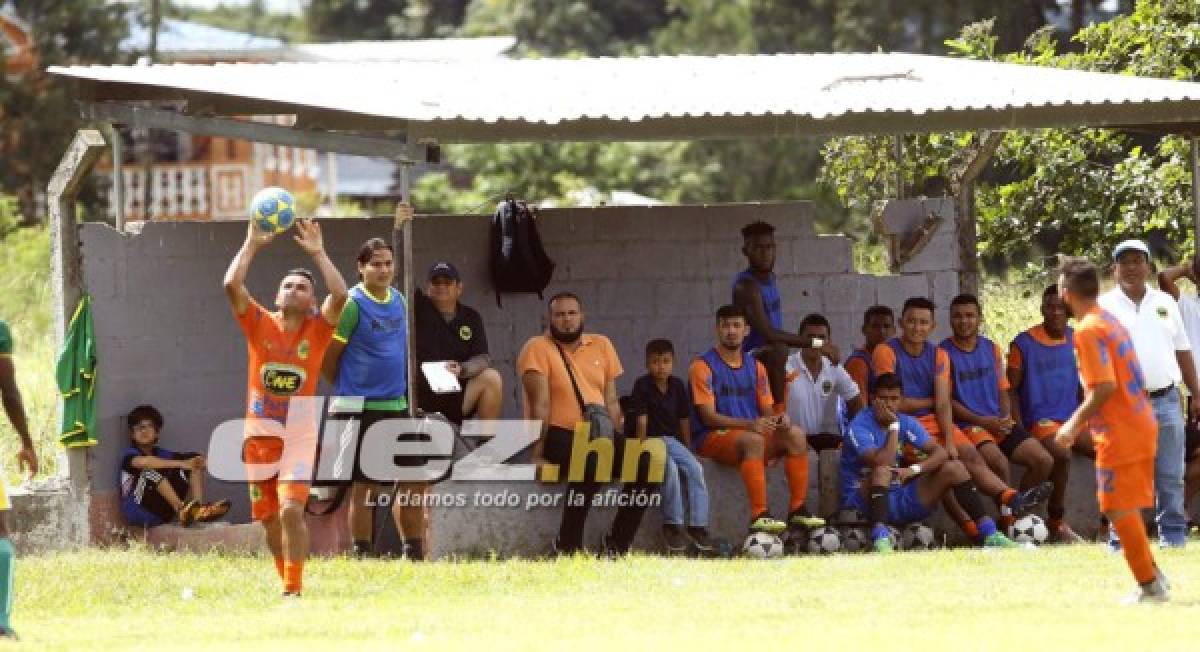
xmin=1111 ymin=512 xmax=1157 ymax=585
xmin=784 ymin=454 xmax=809 ymax=512
xmin=999 ymin=488 xmax=1017 ymax=506
xmin=960 ymin=520 xmax=980 ymax=540
xmin=772 ymin=403 xmax=786 ymax=416
xmin=273 ymin=555 xmax=285 ymax=580
xmin=739 ymin=458 xmax=768 ymax=517
xmin=283 ymin=560 xmax=304 ymax=594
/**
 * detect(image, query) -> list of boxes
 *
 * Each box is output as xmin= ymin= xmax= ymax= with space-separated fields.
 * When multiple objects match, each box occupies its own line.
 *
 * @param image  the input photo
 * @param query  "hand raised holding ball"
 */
xmin=293 ymin=219 xmax=325 ymax=256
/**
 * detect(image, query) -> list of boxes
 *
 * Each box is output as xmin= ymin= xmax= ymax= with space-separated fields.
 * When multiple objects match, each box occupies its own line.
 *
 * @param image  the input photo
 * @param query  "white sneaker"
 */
xmin=1121 ymin=579 xmax=1169 ymax=605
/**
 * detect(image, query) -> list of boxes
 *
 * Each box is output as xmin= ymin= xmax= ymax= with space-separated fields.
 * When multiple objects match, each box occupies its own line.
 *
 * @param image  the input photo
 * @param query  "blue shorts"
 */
xmin=845 ymin=482 xmax=931 ymax=526
xmin=121 ymin=501 xmax=168 ymax=528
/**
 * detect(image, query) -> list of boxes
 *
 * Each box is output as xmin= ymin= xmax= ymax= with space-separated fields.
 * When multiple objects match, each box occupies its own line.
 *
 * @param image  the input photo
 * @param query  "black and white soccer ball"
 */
xmin=839 ymin=526 xmax=869 ymax=553
xmin=1007 ymin=514 xmax=1049 ymax=545
xmin=742 ymin=532 xmax=784 ymax=559
xmin=807 ymin=526 xmax=842 ymax=554
xmin=833 ymin=508 xmax=868 ymax=527
xmin=899 ymin=523 xmax=938 ymax=551
xmin=781 ymin=527 xmax=809 ymax=556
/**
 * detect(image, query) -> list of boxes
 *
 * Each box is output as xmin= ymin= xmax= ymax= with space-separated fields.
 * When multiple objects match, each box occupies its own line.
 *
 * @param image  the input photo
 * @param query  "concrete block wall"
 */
xmin=76 ymin=201 xmax=963 ymax=553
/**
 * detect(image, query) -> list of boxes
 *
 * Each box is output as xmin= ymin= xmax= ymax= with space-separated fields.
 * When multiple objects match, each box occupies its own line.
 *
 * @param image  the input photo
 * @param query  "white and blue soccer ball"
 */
xmin=899 ymin=523 xmax=938 ymax=551
xmin=742 ymin=532 xmax=784 ymax=559
xmin=839 ymin=526 xmax=869 ymax=553
xmin=807 ymin=526 xmax=842 ymax=554
xmin=1007 ymin=514 xmax=1049 ymax=545
xmin=249 ymin=186 xmax=297 ymax=234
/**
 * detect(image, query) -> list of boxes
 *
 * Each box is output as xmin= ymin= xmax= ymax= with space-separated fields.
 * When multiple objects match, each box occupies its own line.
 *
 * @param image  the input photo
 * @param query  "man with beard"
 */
xmin=1099 ymin=239 xmax=1200 ymax=549
xmin=519 ymin=292 xmax=655 ymax=555
xmin=1007 ymin=285 xmax=1086 ymax=543
xmin=691 ymin=304 xmax=824 ymax=535
xmin=732 ymin=221 xmax=831 ymax=410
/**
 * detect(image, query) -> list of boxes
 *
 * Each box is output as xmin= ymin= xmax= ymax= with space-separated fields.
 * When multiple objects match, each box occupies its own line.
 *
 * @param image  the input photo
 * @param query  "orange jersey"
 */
xmin=1073 ymin=307 xmax=1157 ymax=466
xmin=236 ymin=299 xmax=334 ymax=436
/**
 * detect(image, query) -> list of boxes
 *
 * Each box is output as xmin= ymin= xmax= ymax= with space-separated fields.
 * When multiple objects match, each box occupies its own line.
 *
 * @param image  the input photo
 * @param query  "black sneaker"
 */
xmin=1008 ymin=482 xmax=1053 ymax=514
xmin=351 ymin=540 xmax=373 ymax=559
xmin=281 ymin=591 xmax=302 ymax=599
xmin=686 ymin=526 xmax=717 ymax=556
xmin=0 ymin=626 xmax=18 ymax=640
xmin=600 ymin=533 xmax=621 ymax=560
xmin=662 ymin=525 xmax=690 ymax=555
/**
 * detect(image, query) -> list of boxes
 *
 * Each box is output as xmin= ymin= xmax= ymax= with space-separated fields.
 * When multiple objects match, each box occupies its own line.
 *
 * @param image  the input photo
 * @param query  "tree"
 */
xmin=818 ymin=0 xmax=1198 ymax=263
xmin=0 ymin=0 xmax=128 ymax=221
xmin=306 ymin=0 xmax=472 ymax=41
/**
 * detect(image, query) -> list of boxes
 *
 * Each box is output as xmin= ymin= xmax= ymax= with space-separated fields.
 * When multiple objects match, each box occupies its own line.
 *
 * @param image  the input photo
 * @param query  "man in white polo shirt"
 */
xmin=784 ymin=314 xmax=865 ymax=452
xmin=1099 ymin=238 xmax=1200 ymax=548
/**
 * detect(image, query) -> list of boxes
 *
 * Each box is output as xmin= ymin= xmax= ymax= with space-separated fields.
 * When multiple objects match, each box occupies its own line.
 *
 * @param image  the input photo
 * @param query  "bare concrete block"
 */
xmin=775 ymin=274 xmax=822 ymax=313
xmin=621 ymin=240 xmax=685 ymax=280
xmin=563 ymin=242 xmax=627 ymax=281
xmin=652 ymin=281 xmax=711 ymax=319
xmin=595 ymin=279 xmax=653 ymax=318
xmin=822 ymin=274 xmax=875 ymax=313
xmin=873 ymin=273 xmax=931 ymax=311
xmin=930 ymin=270 xmax=961 ymax=312
xmin=702 ymin=202 xmax=818 ymax=240
xmin=898 ymin=231 xmax=961 ymax=273
xmin=538 ymin=209 xmax=595 ymax=246
xmin=794 ymin=235 xmax=853 ymax=275
xmin=703 ymin=240 xmax=747 ymax=279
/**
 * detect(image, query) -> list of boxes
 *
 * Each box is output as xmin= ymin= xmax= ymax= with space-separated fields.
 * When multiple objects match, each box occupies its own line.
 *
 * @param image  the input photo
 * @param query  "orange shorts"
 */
xmin=1095 ymin=459 xmax=1154 ymax=513
xmin=916 ymin=414 xmax=972 ymax=449
xmin=699 ymin=428 xmax=779 ymax=466
xmin=961 ymin=425 xmax=997 ymax=447
xmin=244 ymin=436 xmax=312 ymax=521
xmin=1029 ymin=419 xmax=1062 ymax=440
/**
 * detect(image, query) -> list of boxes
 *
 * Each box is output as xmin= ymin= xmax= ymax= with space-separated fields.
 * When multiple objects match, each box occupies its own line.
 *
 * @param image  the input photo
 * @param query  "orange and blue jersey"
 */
xmin=733 ymin=269 xmax=782 ymax=352
xmin=844 ymin=347 xmax=874 ymax=399
xmin=1074 ymin=307 xmax=1157 ymax=466
xmin=940 ymin=336 xmax=1009 ymax=427
xmin=689 ymin=348 xmax=771 ymax=448
xmin=1009 ymin=325 xmax=1080 ymax=429
xmin=871 ymin=338 xmax=949 ymax=417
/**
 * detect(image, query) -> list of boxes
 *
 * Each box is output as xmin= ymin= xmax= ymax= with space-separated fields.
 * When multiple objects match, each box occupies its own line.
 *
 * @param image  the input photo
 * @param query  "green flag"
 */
xmin=56 ymin=295 xmax=97 ymax=448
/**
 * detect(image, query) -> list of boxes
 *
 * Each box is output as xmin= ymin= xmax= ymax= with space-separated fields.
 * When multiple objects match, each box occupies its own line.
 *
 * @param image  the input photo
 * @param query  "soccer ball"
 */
xmin=249 ymin=186 xmax=297 ymax=234
xmin=781 ymin=528 xmax=809 ymax=556
xmin=840 ymin=526 xmax=869 ymax=553
xmin=807 ymin=526 xmax=842 ymax=554
xmin=1007 ymin=514 xmax=1049 ymax=545
xmin=899 ymin=523 xmax=938 ymax=551
xmin=742 ymin=532 xmax=784 ymax=559
xmin=834 ymin=508 xmax=867 ymax=527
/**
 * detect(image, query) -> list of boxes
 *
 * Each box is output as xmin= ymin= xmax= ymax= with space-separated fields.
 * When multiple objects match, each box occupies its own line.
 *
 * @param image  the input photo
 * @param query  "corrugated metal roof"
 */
xmin=50 ymin=52 xmax=1200 ymax=142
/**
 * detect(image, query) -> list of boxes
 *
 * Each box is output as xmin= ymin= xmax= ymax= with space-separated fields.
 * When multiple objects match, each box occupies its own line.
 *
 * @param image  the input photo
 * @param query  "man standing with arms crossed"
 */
xmin=224 ymin=218 xmax=347 ymax=597
xmin=1099 ymin=239 xmax=1199 ymax=549
xmin=1056 ymin=257 xmax=1169 ymax=603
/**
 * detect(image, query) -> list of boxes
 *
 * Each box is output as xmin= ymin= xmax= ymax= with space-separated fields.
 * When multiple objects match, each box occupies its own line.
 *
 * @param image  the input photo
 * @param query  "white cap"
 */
xmin=1112 ymin=239 xmax=1150 ymax=261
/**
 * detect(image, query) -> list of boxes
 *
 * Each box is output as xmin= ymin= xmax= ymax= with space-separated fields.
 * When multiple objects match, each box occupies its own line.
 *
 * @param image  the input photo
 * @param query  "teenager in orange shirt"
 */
xmin=1054 ymin=257 xmax=1168 ymax=604
xmin=223 ymin=219 xmax=347 ymax=597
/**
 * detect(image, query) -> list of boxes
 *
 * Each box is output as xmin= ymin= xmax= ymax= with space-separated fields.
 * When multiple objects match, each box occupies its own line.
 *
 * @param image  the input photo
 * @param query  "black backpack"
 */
xmin=489 ymin=198 xmax=555 ymax=307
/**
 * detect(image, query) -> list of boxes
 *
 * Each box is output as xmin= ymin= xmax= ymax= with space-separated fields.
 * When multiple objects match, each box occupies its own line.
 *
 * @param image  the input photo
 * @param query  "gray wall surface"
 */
xmin=79 ymin=200 xmax=961 ymax=527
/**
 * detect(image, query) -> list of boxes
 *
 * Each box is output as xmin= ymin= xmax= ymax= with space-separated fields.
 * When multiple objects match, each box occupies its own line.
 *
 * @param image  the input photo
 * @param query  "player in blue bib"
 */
xmin=732 ymin=221 xmax=832 ymax=409
xmin=942 ymin=293 xmax=1054 ymax=531
xmin=841 ymin=372 xmax=1017 ymax=552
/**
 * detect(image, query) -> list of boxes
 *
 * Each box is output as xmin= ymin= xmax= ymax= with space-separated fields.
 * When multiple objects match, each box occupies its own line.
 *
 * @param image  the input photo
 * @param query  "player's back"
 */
xmin=1075 ymin=308 xmax=1157 ymax=464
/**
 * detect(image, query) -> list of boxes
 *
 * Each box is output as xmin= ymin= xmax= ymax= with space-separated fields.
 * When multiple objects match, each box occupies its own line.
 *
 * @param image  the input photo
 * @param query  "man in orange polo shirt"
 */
xmin=223 ymin=219 xmax=347 ymax=597
xmin=520 ymin=292 xmax=654 ymax=556
xmin=1054 ymin=257 xmax=1168 ymax=604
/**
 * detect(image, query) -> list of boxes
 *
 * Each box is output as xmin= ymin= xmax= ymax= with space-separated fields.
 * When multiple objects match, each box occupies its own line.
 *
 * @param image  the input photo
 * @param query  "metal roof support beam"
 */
xmin=951 ymin=131 xmax=1005 ymax=296
xmin=82 ymin=102 xmax=413 ymax=162
xmin=1192 ymin=137 xmax=1200 ymax=247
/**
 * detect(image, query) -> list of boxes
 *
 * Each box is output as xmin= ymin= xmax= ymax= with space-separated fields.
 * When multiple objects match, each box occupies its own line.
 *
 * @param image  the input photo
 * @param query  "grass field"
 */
xmin=13 ymin=545 xmax=1200 ymax=650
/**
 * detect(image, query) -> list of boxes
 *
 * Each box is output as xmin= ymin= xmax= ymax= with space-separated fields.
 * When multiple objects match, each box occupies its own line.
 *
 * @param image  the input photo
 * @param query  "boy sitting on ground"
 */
xmin=119 ymin=405 xmax=229 ymax=528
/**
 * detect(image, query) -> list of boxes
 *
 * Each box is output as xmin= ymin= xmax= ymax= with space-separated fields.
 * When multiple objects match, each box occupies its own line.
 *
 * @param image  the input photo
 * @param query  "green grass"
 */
xmin=13 ymin=546 xmax=1200 ymax=650
xmin=0 ymin=226 xmax=58 ymax=482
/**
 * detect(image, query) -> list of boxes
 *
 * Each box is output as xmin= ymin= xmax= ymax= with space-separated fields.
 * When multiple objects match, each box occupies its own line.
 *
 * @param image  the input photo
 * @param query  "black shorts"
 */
xmin=996 ymin=423 xmax=1031 ymax=458
xmin=325 ymin=409 xmax=430 ymax=483
xmin=1186 ymin=420 xmax=1200 ymax=462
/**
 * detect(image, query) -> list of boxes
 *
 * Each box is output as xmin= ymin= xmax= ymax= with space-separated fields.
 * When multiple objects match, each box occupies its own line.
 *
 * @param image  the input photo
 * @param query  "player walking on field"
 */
xmin=1054 ymin=258 xmax=1169 ymax=604
xmin=223 ymin=219 xmax=347 ymax=597
xmin=0 ymin=319 xmax=38 ymax=638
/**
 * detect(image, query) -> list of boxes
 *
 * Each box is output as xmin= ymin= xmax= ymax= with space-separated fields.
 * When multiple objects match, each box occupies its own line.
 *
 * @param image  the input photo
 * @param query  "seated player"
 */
xmin=691 ymin=305 xmax=824 ymax=535
xmin=1007 ymin=285 xmax=1086 ymax=543
xmin=630 ymin=339 xmax=714 ymax=555
xmin=1054 ymin=257 xmax=1169 ymax=603
xmin=119 ymin=405 xmax=230 ymax=528
xmin=841 ymin=373 xmax=1016 ymax=552
xmin=844 ymin=305 xmax=895 ymax=400
xmin=784 ymin=313 xmax=864 ymax=451
xmin=942 ymin=293 xmax=1054 ymax=531
xmin=872 ymin=297 xmax=1050 ymax=539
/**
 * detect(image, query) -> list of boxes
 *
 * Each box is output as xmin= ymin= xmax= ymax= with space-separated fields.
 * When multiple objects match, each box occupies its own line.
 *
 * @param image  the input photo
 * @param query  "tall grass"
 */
xmin=0 ymin=227 xmax=59 ymax=482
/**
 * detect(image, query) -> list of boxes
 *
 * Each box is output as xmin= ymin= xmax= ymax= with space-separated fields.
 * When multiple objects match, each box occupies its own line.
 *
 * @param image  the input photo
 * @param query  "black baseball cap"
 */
xmin=427 ymin=261 xmax=460 ymax=282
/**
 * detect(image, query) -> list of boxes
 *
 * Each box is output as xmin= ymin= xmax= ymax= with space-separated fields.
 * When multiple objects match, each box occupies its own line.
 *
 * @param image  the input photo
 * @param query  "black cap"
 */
xmin=427 ymin=261 xmax=460 ymax=282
